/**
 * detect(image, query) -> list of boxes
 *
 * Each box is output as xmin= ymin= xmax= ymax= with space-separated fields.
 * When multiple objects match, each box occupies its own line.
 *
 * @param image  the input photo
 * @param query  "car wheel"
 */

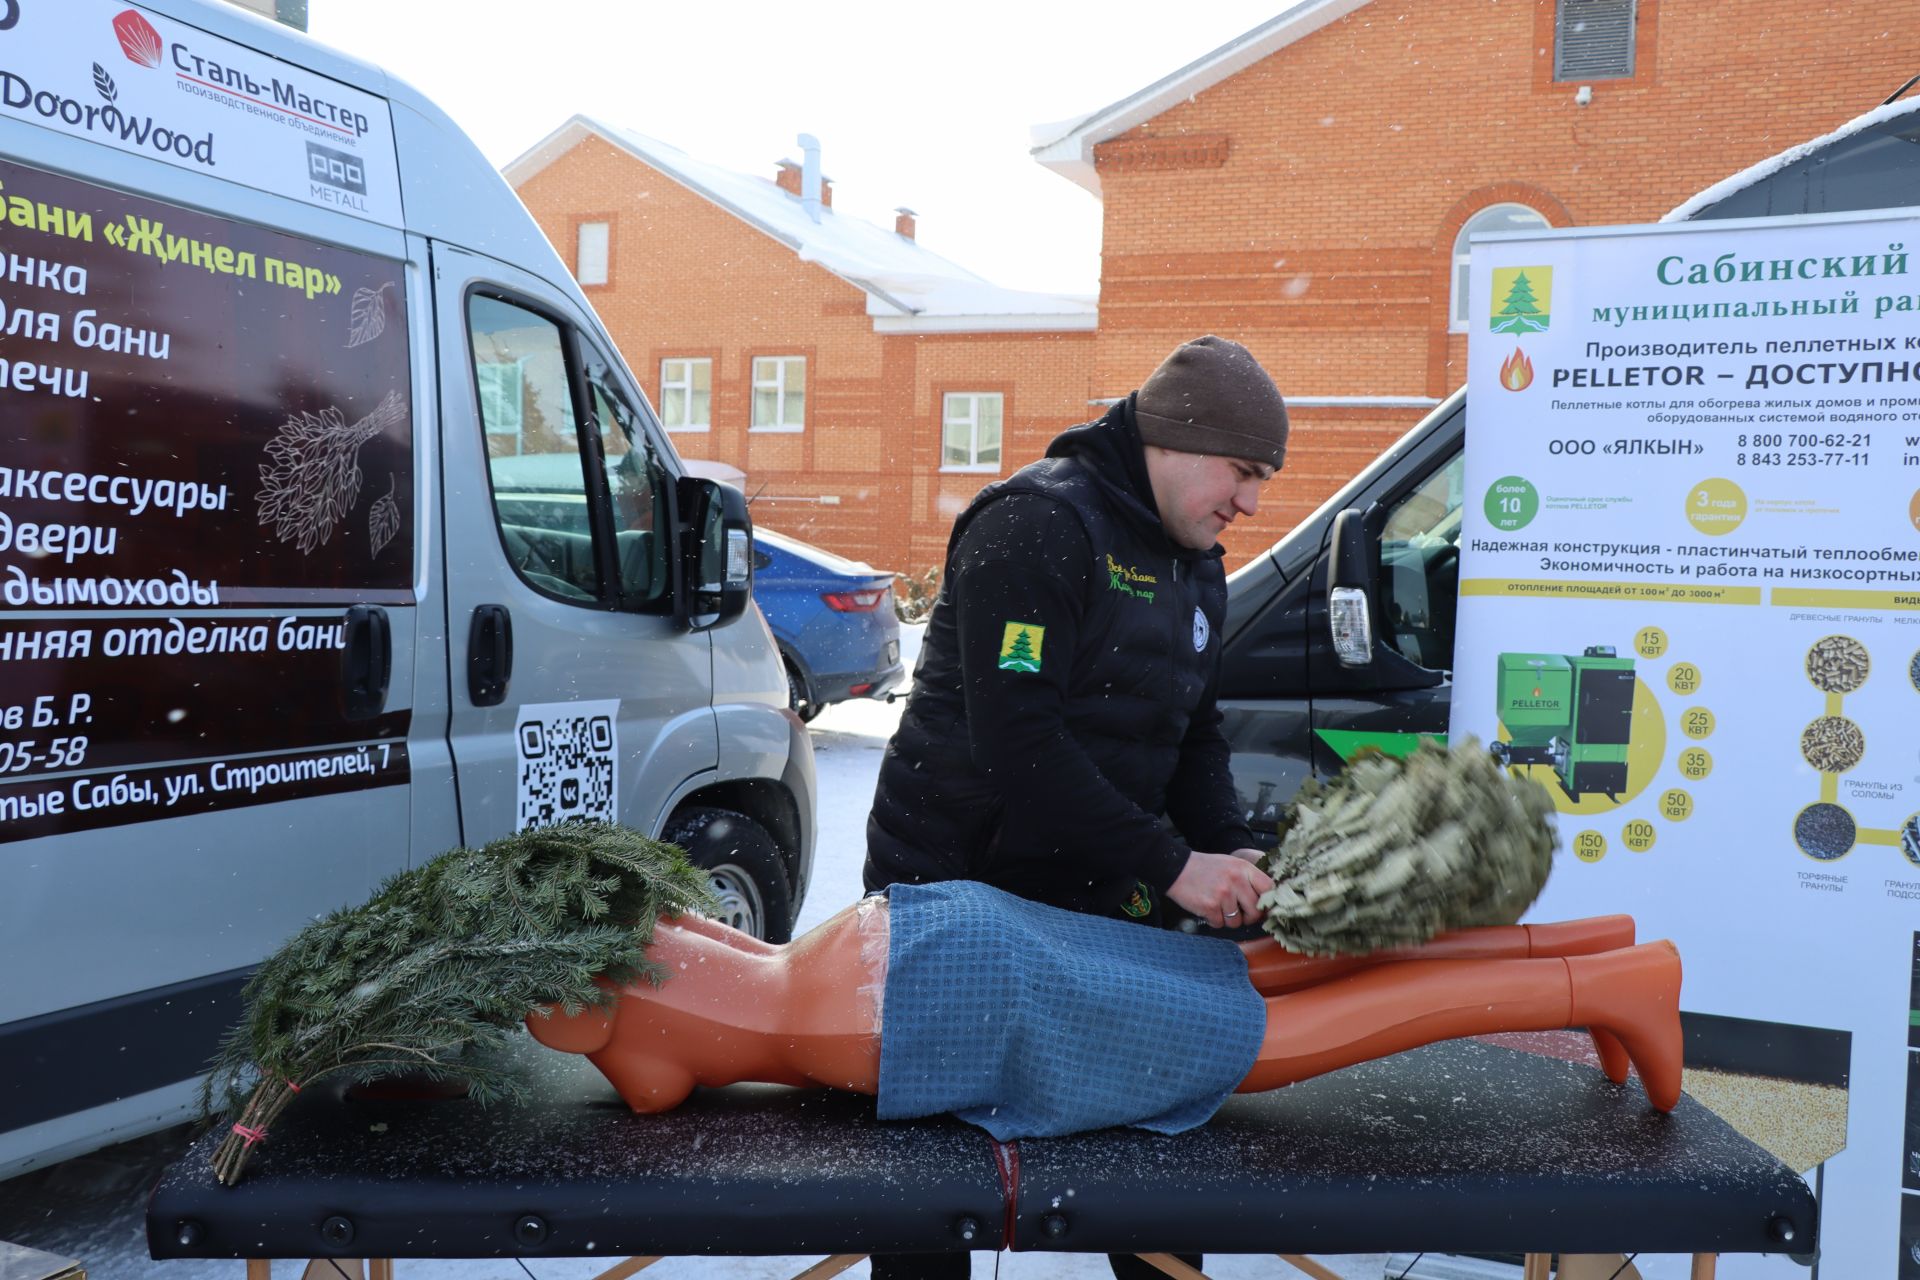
xmin=785 ymin=660 xmax=821 ymax=723
xmin=662 ymin=807 xmax=795 ymax=943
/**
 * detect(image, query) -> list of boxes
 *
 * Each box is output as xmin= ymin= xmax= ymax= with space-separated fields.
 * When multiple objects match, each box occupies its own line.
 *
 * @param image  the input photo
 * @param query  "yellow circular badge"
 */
xmin=1573 ymin=830 xmax=1607 ymax=863
xmin=1677 ymin=747 xmax=1713 ymax=781
xmin=1685 ymin=478 xmax=1747 ymax=536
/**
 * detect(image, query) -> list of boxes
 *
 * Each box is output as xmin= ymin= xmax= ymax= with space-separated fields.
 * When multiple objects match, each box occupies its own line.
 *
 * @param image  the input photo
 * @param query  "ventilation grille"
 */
xmin=1555 ymin=0 xmax=1636 ymax=81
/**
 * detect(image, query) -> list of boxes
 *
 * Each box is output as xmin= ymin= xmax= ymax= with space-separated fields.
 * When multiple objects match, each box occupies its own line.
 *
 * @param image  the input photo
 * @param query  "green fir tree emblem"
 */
xmin=1489 ymin=267 xmax=1551 ymax=334
xmin=998 ymin=621 xmax=1044 ymax=672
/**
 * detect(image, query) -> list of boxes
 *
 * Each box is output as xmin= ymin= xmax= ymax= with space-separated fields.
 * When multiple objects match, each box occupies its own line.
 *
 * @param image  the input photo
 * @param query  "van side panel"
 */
xmin=0 ymin=155 xmax=419 ymax=1171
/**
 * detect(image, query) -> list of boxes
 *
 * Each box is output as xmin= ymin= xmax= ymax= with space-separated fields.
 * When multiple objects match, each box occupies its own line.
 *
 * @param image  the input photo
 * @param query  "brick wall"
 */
xmin=515 ymin=136 xmax=1094 ymax=575
xmin=1093 ymin=0 xmax=1907 ymax=565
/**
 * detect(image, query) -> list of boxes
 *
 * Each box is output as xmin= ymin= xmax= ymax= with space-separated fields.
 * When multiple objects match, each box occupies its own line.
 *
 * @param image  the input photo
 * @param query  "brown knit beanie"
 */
xmin=1134 ymin=336 xmax=1289 ymax=469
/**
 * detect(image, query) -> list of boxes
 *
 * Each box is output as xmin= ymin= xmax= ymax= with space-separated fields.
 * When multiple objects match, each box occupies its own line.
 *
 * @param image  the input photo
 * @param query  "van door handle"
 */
xmin=341 ymin=604 xmax=392 ymax=720
xmin=468 ymin=603 xmax=513 ymax=707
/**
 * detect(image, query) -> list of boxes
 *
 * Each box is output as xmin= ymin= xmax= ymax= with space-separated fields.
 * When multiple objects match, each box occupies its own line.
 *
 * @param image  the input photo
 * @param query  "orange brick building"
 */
xmin=512 ymin=1 xmax=1911 ymax=573
xmin=1034 ymin=0 xmax=1911 ymax=562
xmin=506 ymin=122 xmax=1097 ymax=575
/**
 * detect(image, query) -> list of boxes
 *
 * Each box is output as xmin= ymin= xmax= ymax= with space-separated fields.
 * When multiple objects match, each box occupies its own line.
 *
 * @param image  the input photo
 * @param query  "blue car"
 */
xmin=752 ymin=528 xmax=905 ymax=721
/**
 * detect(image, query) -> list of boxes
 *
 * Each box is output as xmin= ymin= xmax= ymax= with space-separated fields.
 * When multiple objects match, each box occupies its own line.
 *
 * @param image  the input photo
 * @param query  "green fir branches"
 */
xmin=201 ymin=822 xmax=714 ymax=1185
xmin=1258 ymin=739 xmax=1558 ymax=956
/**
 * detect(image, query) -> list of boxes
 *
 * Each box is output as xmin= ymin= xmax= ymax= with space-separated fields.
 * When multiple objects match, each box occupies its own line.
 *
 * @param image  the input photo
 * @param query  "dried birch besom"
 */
xmin=201 ymin=822 xmax=714 ymax=1187
xmin=256 ymin=389 xmax=407 ymax=554
xmin=1258 ymin=738 xmax=1558 ymax=956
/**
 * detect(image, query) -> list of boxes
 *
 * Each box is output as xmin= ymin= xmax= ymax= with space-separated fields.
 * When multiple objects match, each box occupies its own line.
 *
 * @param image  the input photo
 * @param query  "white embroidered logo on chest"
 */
xmin=1192 ymin=606 xmax=1210 ymax=652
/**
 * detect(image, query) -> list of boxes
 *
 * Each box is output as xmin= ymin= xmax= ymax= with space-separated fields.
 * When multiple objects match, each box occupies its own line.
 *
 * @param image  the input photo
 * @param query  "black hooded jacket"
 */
xmin=864 ymin=397 xmax=1256 ymax=919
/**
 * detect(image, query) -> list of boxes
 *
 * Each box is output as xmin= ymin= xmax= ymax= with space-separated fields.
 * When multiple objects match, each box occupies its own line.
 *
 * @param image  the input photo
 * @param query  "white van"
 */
xmin=0 ymin=0 xmax=815 ymax=1177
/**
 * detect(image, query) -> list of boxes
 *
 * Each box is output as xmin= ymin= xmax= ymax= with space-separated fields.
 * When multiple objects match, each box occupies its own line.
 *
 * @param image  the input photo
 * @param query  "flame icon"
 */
xmin=113 ymin=10 xmax=163 ymax=68
xmin=1500 ymin=347 xmax=1534 ymax=392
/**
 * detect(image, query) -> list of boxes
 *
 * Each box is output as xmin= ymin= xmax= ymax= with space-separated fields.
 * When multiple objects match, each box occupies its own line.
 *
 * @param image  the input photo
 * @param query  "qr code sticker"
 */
xmin=515 ymin=699 xmax=620 ymax=830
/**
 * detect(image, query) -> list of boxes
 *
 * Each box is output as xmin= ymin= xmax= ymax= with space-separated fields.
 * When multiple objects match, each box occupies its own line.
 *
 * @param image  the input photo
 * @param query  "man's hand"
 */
xmin=1166 ymin=851 xmax=1274 ymax=930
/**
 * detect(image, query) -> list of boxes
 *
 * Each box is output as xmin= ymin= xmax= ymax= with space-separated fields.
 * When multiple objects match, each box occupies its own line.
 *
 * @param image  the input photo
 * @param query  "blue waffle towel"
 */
xmin=876 ymin=880 xmax=1266 ymax=1139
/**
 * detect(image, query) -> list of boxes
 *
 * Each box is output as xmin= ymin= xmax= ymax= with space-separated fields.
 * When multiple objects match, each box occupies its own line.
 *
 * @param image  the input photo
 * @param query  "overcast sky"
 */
xmin=306 ymin=1 xmax=1291 ymax=296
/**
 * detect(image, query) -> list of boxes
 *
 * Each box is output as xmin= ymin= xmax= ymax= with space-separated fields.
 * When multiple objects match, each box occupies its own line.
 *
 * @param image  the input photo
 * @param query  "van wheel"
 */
xmin=663 ymin=807 xmax=794 ymax=943
xmin=785 ymin=660 xmax=821 ymax=723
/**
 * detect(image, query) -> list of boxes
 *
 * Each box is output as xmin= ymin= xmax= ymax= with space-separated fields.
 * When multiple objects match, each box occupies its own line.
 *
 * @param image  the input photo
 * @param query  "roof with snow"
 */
xmin=1662 ymin=97 xmax=1920 ymax=222
xmin=505 ymin=117 xmax=1096 ymax=334
xmin=1029 ymin=0 xmax=1371 ymax=196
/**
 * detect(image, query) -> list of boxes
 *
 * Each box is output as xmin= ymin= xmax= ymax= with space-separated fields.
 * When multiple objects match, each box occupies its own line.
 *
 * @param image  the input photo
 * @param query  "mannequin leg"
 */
xmin=1242 ymin=916 xmax=1637 ymax=1083
xmin=1236 ymin=941 xmax=1682 ymax=1110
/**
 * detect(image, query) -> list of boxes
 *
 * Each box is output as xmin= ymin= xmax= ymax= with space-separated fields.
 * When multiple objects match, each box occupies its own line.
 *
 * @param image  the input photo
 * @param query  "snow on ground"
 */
xmin=0 ymin=622 xmax=1382 ymax=1279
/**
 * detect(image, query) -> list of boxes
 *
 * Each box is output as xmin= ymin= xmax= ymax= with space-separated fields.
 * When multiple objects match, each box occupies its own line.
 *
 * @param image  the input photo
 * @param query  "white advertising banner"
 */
xmin=0 ymin=0 xmax=401 ymax=225
xmin=1456 ymin=211 xmax=1920 ymax=1278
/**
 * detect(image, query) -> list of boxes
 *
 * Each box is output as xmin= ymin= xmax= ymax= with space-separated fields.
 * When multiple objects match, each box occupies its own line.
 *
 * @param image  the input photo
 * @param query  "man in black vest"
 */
xmin=863 ymin=336 xmax=1289 ymax=1280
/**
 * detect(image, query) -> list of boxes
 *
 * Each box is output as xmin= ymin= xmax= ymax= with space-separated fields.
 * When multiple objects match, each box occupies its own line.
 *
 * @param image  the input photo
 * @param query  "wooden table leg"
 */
xmin=1522 ymin=1256 xmax=1552 ymax=1280
xmin=1690 ymin=1255 xmax=1717 ymax=1279
xmin=788 ymin=1257 xmax=869 ymax=1280
xmin=1138 ymin=1254 xmax=1208 ymax=1280
xmin=246 ymin=1263 xmax=272 ymax=1280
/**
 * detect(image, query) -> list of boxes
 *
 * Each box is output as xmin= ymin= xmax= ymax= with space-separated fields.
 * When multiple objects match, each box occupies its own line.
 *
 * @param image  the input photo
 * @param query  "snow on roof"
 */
xmin=1662 ymin=98 xmax=1920 ymax=222
xmin=1029 ymin=0 xmax=1371 ymax=196
xmin=505 ymin=117 xmax=1095 ymax=333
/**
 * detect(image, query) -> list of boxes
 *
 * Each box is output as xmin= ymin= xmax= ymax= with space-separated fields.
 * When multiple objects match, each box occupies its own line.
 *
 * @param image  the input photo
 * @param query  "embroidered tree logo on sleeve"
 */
xmin=998 ymin=622 xmax=1044 ymax=673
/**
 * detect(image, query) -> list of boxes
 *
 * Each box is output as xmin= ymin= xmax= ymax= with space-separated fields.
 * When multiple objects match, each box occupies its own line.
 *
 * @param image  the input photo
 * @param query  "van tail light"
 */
xmin=822 ymin=589 xmax=887 ymax=612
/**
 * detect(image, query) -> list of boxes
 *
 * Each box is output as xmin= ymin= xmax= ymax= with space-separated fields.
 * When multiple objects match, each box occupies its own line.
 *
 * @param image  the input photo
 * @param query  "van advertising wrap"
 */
xmin=1456 ymin=211 xmax=1920 ymax=1279
xmin=0 ymin=157 xmax=412 ymax=842
xmin=0 ymin=0 xmax=401 ymax=225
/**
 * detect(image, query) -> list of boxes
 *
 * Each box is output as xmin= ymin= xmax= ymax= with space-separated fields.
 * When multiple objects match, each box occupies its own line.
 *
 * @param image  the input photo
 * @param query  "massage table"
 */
xmin=147 ymin=1037 xmax=1815 ymax=1279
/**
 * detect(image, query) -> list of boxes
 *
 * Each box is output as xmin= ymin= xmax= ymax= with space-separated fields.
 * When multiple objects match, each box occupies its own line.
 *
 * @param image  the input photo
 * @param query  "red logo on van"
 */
xmin=113 ymin=10 xmax=164 ymax=68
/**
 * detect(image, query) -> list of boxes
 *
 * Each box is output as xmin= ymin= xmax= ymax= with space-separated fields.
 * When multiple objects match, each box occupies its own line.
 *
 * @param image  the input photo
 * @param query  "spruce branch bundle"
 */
xmin=1257 ymin=738 xmax=1557 ymax=956
xmin=201 ymin=822 xmax=714 ymax=1186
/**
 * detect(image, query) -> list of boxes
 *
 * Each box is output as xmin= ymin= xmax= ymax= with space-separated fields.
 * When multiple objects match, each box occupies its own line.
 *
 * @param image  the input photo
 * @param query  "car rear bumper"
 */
xmin=811 ymin=660 xmax=906 ymax=706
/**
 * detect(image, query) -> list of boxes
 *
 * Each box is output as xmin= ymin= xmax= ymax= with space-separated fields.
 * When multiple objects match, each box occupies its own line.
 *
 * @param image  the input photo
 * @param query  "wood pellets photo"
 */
xmin=1911 ymin=647 xmax=1920 ymax=694
xmin=1801 ymin=715 xmax=1866 ymax=774
xmin=1805 ymin=635 xmax=1870 ymax=693
xmin=1904 ymin=814 xmax=1920 ymax=868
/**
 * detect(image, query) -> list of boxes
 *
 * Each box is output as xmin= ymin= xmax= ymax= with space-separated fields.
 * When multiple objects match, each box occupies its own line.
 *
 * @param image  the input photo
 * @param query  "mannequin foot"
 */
xmin=1566 ymin=941 xmax=1683 ymax=1111
xmin=1588 ymin=1027 xmax=1631 ymax=1084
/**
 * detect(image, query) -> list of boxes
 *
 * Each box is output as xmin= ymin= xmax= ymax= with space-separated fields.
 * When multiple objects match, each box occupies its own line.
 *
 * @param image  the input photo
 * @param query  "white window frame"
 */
xmin=476 ymin=357 xmax=526 ymax=454
xmin=659 ymin=357 xmax=711 ymax=433
xmin=576 ymin=221 xmax=610 ymax=286
xmin=1450 ymin=203 xmax=1551 ymax=332
xmin=941 ymin=392 xmax=1004 ymax=473
xmin=750 ymin=356 xmax=806 ymax=433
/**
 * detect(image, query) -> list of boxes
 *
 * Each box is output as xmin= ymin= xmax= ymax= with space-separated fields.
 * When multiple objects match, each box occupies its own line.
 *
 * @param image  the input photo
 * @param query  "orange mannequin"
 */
xmin=526 ymin=903 xmax=1681 ymax=1117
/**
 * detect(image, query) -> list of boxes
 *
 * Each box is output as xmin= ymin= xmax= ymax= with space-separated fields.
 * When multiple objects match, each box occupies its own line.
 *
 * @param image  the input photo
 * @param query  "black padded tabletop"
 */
xmin=1012 ymin=1040 xmax=1816 ymax=1259
xmin=149 ymin=1038 xmax=1815 ymax=1263
xmin=149 ymin=1046 xmax=1009 ymax=1262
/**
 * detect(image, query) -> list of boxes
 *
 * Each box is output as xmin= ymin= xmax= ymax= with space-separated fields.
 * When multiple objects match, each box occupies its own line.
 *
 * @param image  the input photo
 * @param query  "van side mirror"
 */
xmin=676 ymin=476 xmax=752 ymax=632
xmin=1327 ymin=508 xmax=1375 ymax=668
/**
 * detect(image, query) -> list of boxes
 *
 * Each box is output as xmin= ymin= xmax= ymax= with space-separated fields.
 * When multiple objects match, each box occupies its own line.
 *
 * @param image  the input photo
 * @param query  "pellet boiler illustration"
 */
xmin=1490 ymin=647 xmax=1636 ymax=801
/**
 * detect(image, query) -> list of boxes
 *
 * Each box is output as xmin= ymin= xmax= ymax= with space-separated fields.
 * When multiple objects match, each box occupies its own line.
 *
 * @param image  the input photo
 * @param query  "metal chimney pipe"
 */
xmin=798 ymin=133 xmax=822 ymax=223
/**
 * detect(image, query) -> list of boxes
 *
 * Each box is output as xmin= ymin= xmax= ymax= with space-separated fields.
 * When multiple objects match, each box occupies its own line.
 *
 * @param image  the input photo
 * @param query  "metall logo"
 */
xmin=307 ymin=141 xmax=366 ymax=195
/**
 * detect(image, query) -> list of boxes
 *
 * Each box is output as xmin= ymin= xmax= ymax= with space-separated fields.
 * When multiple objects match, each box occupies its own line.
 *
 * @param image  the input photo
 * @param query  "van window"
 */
xmin=1377 ymin=451 xmax=1464 ymax=671
xmin=584 ymin=345 xmax=672 ymax=611
xmin=468 ymin=294 xmax=599 ymax=601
